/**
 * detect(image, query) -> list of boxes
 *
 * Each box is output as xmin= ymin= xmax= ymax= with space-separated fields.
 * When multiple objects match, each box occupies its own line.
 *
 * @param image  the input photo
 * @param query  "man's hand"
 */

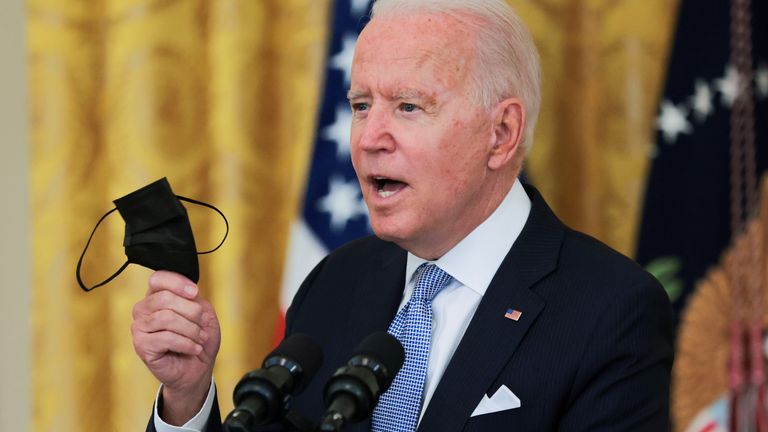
xmin=131 ymin=270 xmax=221 ymax=426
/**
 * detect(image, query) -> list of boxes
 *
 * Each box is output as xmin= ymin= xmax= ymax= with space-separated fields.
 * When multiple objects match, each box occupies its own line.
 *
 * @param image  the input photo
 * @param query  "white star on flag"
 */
xmin=690 ymin=79 xmax=714 ymax=122
xmin=322 ymin=103 xmax=353 ymax=160
xmin=330 ymin=32 xmax=357 ymax=86
xmin=317 ymin=176 xmax=368 ymax=232
xmin=657 ymin=100 xmax=692 ymax=144
xmin=756 ymin=64 xmax=768 ymax=99
xmin=351 ymin=0 xmax=370 ymax=16
xmin=716 ymin=65 xmax=741 ymax=107
xmin=279 ymin=1 xmax=374 ymax=326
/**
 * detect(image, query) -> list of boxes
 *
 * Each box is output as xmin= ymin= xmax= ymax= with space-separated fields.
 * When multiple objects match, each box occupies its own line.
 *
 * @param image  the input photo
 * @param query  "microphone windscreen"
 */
xmin=353 ymin=332 xmax=405 ymax=375
xmin=268 ymin=333 xmax=324 ymax=384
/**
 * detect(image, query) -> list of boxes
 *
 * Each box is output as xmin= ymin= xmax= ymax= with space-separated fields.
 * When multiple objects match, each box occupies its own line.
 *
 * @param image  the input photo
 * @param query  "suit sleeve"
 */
xmin=145 ymin=384 xmax=222 ymax=432
xmin=557 ymin=278 xmax=675 ymax=432
xmin=284 ymin=255 xmax=329 ymax=336
xmin=144 ymin=256 xmax=332 ymax=432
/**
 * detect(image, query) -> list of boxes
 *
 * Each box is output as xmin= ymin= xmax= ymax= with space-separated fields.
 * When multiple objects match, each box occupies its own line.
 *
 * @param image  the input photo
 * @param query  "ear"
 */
xmin=487 ymin=98 xmax=525 ymax=171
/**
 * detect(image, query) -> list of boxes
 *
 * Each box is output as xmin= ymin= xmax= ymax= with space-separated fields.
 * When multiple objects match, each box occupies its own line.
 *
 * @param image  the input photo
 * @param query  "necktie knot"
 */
xmin=412 ymin=263 xmax=451 ymax=302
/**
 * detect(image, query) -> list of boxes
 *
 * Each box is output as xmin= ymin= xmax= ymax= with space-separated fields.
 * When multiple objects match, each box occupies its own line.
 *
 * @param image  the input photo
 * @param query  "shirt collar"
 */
xmin=405 ymin=179 xmax=532 ymax=296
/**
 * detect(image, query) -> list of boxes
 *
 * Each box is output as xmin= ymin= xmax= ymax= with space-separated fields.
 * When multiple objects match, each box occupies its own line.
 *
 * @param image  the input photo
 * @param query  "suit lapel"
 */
xmin=418 ymin=186 xmax=565 ymax=432
xmin=346 ymin=241 xmax=407 ymax=350
xmin=342 ymin=241 xmax=406 ymax=432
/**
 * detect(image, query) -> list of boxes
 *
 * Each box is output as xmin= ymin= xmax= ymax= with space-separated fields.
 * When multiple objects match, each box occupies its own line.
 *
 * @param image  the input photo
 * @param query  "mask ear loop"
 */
xmin=77 ymin=196 xmax=228 ymax=292
xmin=76 ymin=208 xmax=130 ymax=292
xmin=177 ymin=195 xmax=229 ymax=254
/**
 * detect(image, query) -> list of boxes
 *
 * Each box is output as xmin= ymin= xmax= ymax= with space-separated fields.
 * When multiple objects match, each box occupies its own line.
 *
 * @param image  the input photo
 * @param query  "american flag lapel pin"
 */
xmin=504 ymin=308 xmax=522 ymax=321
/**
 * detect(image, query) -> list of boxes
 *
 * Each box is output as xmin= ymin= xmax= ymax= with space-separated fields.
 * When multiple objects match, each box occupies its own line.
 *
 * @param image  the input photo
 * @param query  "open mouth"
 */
xmin=372 ymin=176 xmax=407 ymax=198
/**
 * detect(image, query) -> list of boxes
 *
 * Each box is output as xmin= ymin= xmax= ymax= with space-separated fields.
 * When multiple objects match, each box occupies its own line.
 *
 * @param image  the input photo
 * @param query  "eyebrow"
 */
xmin=347 ymin=90 xmax=368 ymax=101
xmin=394 ymin=89 xmax=433 ymax=101
xmin=347 ymin=89 xmax=436 ymax=106
xmin=394 ymin=90 xmax=437 ymax=110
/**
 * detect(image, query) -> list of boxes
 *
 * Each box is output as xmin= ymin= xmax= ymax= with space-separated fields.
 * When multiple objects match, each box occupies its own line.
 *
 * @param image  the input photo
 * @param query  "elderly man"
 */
xmin=133 ymin=0 xmax=674 ymax=431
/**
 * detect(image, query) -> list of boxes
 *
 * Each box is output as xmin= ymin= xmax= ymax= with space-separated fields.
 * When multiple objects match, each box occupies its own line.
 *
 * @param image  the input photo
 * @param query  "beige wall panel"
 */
xmin=0 ymin=0 xmax=31 ymax=431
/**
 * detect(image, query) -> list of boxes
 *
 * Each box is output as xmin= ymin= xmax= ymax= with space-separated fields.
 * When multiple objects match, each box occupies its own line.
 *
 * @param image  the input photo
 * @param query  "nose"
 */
xmin=353 ymin=106 xmax=395 ymax=154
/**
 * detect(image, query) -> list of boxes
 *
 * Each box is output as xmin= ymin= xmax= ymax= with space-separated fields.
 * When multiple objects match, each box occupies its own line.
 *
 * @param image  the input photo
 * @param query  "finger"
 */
xmin=199 ymin=300 xmax=220 ymax=329
xmin=147 ymin=270 xmax=198 ymax=300
xmin=138 ymin=308 xmax=208 ymax=345
xmin=135 ymin=330 xmax=203 ymax=359
xmin=145 ymin=290 xmax=205 ymax=324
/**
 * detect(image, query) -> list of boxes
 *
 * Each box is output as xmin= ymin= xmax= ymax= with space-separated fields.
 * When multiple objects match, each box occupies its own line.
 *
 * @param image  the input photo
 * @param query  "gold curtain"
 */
xmin=28 ymin=0 xmax=676 ymax=430
xmin=29 ymin=0 xmax=330 ymax=430
xmin=515 ymin=0 xmax=679 ymax=256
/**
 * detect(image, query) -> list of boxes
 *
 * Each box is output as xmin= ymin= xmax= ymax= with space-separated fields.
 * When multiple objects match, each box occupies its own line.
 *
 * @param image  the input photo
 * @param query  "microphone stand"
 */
xmin=280 ymin=410 xmax=355 ymax=432
xmin=281 ymin=410 xmax=316 ymax=432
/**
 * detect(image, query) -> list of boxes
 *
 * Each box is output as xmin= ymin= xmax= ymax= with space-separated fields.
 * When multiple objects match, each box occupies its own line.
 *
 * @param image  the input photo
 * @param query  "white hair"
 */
xmin=370 ymin=0 xmax=541 ymax=152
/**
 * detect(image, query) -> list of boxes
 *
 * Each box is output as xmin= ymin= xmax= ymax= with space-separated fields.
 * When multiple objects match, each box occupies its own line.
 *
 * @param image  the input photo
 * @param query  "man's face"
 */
xmin=349 ymin=13 xmax=502 ymax=258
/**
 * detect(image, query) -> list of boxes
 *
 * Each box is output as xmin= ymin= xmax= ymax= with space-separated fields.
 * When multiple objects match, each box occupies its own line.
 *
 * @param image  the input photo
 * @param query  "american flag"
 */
xmin=636 ymin=0 xmax=767 ymax=320
xmin=279 ymin=0 xmax=374 ymax=329
xmin=682 ymin=395 xmax=728 ymax=432
xmin=504 ymin=308 xmax=522 ymax=322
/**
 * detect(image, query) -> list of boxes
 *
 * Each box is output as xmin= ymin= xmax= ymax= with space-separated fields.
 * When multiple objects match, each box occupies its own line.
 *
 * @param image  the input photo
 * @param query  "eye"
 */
xmin=351 ymin=102 xmax=369 ymax=112
xmin=400 ymin=103 xmax=419 ymax=113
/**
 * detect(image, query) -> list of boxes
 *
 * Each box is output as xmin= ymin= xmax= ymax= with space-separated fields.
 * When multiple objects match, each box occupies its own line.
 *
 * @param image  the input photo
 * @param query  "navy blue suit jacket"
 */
xmin=149 ymin=185 xmax=674 ymax=431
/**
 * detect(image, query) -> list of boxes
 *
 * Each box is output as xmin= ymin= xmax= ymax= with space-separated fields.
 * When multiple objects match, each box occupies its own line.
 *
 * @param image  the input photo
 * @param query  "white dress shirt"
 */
xmin=154 ymin=375 xmax=216 ymax=431
xmin=154 ymin=179 xmax=531 ymax=431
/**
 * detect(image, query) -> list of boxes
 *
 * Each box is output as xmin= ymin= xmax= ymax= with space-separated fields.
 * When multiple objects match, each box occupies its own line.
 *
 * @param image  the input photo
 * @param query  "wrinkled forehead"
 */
xmin=352 ymin=13 xmax=478 ymax=83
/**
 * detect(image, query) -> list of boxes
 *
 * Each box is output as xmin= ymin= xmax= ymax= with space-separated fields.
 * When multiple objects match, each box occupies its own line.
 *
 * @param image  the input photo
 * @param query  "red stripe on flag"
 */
xmin=273 ymin=310 xmax=286 ymax=347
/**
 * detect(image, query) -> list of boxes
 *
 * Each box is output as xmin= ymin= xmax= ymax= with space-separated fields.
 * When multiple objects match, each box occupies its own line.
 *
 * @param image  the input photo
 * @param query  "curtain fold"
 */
xmin=517 ymin=0 xmax=679 ymax=256
xmin=29 ymin=0 xmax=674 ymax=430
xmin=29 ymin=1 xmax=330 ymax=430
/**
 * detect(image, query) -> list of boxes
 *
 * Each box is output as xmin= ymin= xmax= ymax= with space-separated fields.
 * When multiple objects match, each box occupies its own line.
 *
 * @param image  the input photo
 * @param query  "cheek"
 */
xmin=349 ymin=126 xmax=361 ymax=152
xmin=349 ymin=131 xmax=364 ymax=166
xmin=434 ymin=131 xmax=487 ymax=182
xmin=416 ymin=156 xmax=464 ymax=202
xmin=430 ymin=155 xmax=487 ymax=207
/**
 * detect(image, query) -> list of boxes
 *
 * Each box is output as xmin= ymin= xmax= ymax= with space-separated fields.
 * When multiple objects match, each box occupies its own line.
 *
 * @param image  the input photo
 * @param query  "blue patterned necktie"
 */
xmin=372 ymin=263 xmax=453 ymax=432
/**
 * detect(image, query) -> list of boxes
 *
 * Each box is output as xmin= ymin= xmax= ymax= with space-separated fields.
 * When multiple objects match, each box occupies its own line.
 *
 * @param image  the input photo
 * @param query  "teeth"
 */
xmin=378 ymin=190 xmax=395 ymax=198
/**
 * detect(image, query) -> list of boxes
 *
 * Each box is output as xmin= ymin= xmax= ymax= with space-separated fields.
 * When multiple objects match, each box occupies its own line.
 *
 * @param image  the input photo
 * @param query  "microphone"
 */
xmin=319 ymin=332 xmax=405 ymax=431
xmin=223 ymin=333 xmax=323 ymax=432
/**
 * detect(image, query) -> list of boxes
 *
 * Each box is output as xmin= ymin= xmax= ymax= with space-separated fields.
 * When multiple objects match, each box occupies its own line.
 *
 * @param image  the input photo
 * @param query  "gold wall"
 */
xmin=28 ymin=0 xmax=677 ymax=430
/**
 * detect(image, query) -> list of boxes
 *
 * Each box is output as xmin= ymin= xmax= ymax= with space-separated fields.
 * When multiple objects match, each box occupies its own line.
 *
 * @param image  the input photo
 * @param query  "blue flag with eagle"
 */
xmin=279 ymin=0 xmax=374 ymax=331
xmin=636 ymin=0 xmax=768 ymax=322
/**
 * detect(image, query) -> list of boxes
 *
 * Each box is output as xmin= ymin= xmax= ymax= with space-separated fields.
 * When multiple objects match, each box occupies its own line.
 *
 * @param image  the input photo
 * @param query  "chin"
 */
xmin=369 ymin=217 xmax=411 ymax=245
xmin=371 ymin=220 xmax=434 ymax=259
xmin=370 ymin=224 xmax=399 ymax=243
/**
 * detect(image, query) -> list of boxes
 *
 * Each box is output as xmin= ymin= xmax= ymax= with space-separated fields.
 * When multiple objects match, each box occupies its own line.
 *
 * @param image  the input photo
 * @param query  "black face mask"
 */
xmin=76 ymin=178 xmax=228 ymax=292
